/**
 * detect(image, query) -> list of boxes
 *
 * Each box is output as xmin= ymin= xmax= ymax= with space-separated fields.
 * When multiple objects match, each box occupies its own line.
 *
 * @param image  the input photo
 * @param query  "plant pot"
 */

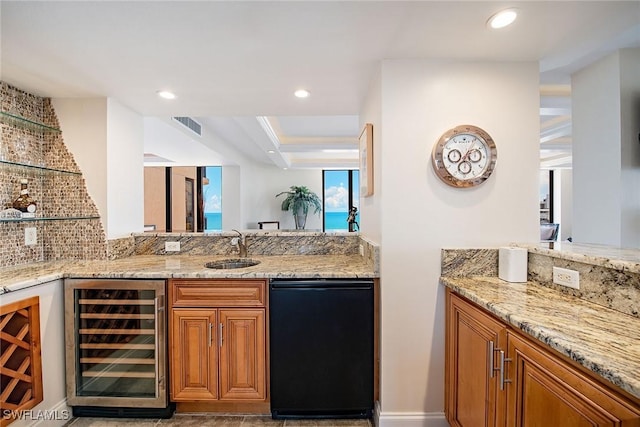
xmin=294 ymin=209 xmax=307 ymax=230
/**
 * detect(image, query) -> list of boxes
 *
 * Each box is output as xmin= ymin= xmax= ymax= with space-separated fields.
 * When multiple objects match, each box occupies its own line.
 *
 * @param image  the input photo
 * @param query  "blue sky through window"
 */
xmin=204 ymin=166 xmax=222 ymax=213
xmin=324 ymin=170 xmax=350 ymax=213
xmin=324 ymin=170 xmax=359 ymax=211
xmin=204 ymin=166 xmax=222 ymax=231
xmin=324 ymin=170 xmax=359 ymax=232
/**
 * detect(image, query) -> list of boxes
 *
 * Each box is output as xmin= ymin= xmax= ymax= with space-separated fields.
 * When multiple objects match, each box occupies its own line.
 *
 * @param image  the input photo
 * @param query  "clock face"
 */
xmin=432 ymin=125 xmax=497 ymax=188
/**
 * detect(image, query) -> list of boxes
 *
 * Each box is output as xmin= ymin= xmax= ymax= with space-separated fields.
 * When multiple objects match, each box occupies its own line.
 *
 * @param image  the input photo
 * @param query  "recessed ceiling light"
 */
xmin=294 ymin=89 xmax=310 ymax=98
xmin=157 ymin=90 xmax=176 ymax=100
xmin=267 ymin=150 xmax=276 ymax=154
xmin=487 ymin=8 xmax=518 ymax=29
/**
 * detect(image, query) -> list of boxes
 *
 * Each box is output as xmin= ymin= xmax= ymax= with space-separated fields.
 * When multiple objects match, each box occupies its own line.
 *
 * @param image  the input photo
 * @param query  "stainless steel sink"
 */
xmin=205 ymin=258 xmax=261 ymax=269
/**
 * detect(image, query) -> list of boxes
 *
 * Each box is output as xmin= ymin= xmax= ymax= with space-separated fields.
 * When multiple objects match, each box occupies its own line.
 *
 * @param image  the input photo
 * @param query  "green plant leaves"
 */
xmin=275 ymin=185 xmax=322 ymax=215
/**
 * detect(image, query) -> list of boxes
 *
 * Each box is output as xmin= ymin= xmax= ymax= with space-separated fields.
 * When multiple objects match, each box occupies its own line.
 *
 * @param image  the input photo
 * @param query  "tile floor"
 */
xmin=65 ymin=414 xmax=372 ymax=427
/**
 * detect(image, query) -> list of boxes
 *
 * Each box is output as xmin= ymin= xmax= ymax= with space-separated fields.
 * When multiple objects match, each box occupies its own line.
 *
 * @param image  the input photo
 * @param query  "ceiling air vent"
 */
xmin=172 ymin=116 xmax=202 ymax=136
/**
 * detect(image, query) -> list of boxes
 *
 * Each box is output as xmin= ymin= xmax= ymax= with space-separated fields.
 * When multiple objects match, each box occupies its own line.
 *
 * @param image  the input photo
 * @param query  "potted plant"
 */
xmin=276 ymin=185 xmax=322 ymax=230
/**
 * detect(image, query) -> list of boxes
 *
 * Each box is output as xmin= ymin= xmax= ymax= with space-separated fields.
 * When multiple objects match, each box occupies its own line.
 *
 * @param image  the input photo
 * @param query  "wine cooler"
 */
xmin=64 ymin=279 xmax=173 ymax=417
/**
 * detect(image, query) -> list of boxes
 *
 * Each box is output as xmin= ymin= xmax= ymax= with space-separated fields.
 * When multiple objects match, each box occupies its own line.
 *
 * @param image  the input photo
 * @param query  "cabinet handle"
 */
xmin=208 ymin=322 xmax=213 ymax=347
xmin=487 ymin=341 xmax=495 ymax=378
xmin=498 ymin=350 xmax=512 ymax=390
xmin=219 ymin=323 xmax=224 ymax=347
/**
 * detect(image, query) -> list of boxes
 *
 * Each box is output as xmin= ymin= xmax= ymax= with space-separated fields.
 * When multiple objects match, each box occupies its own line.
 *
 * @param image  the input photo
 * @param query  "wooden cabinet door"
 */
xmin=506 ymin=331 xmax=640 ymax=427
xmin=218 ymin=309 xmax=266 ymax=401
xmin=446 ymin=290 xmax=507 ymax=427
xmin=171 ymin=309 xmax=218 ymax=401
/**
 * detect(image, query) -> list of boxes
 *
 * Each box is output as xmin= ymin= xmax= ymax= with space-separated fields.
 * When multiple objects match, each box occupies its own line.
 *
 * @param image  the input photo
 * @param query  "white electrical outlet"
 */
xmin=165 ymin=241 xmax=181 ymax=252
xmin=24 ymin=227 xmax=37 ymax=246
xmin=359 ymin=244 xmax=364 ymax=256
xmin=553 ymin=266 xmax=580 ymax=289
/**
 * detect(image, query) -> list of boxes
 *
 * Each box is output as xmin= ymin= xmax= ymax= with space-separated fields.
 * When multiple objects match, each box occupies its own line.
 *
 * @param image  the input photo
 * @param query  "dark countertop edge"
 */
xmin=440 ymin=276 xmax=640 ymax=401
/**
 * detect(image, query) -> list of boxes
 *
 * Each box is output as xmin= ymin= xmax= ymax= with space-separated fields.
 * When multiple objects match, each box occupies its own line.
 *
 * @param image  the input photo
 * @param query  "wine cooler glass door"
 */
xmin=66 ymin=279 xmax=167 ymax=408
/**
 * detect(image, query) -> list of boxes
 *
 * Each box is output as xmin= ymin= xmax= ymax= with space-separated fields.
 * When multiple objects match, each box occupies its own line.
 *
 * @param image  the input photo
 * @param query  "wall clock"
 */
xmin=431 ymin=124 xmax=497 ymax=188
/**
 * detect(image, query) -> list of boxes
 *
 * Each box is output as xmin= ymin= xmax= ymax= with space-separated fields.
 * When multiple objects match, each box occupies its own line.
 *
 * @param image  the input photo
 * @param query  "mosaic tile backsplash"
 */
xmin=0 ymin=82 xmax=107 ymax=267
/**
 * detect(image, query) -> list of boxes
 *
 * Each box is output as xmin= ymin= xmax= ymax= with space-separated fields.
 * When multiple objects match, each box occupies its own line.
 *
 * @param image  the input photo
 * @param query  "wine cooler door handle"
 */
xmin=219 ymin=322 xmax=224 ymax=347
xmin=154 ymin=297 xmax=160 ymax=397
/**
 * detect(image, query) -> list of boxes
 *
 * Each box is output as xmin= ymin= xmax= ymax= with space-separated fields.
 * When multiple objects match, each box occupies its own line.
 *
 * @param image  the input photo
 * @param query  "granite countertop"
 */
xmin=0 ymin=254 xmax=377 ymax=293
xmin=524 ymin=242 xmax=640 ymax=273
xmin=440 ymin=275 xmax=640 ymax=401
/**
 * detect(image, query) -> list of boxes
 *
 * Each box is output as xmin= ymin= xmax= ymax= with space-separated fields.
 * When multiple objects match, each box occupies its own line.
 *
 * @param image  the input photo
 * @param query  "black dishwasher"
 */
xmin=269 ymin=278 xmax=374 ymax=419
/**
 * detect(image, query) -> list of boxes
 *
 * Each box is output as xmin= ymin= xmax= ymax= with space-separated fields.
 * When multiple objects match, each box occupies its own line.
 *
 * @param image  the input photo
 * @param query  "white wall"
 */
xmin=572 ymin=48 xmax=640 ymax=247
xmin=222 ymin=165 xmax=242 ymax=230
xmin=555 ymin=169 xmax=573 ymax=241
xmin=106 ymin=99 xmax=144 ymax=238
xmin=359 ymin=68 xmax=383 ymax=244
xmin=52 ymin=98 xmax=108 ymax=229
xmin=572 ymin=54 xmax=623 ymax=245
xmin=619 ymin=48 xmax=640 ymax=248
xmin=53 ymin=98 xmax=145 ymax=239
xmin=361 ymin=59 xmax=539 ymax=426
xmin=241 ymin=165 xmax=324 ymax=230
xmin=1 ymin=281 xmax=71 ymax=427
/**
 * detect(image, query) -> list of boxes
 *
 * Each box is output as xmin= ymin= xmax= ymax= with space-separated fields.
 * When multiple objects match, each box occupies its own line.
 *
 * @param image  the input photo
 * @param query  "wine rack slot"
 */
xmin=0 ymin=296 xmax=43 ymax=427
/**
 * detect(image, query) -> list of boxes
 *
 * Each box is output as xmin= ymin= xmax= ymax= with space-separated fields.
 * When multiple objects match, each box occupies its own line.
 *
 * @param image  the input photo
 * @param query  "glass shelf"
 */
xmin=0 ymin=216 xmax=100 ymax=223
xmin=0 ymin=111 xmax=61 ymax=133
xmin=0 ymin=159 xmax=82 ymax=176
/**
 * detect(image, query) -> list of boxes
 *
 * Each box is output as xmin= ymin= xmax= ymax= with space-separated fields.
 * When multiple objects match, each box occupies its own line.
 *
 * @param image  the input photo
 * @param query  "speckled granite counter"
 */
xmin=0 ymin=254 xmax=377 ymax=294
xmin=525 ymin=242 xmax=640 ymax=273
xmin=440 ymin=275 xmax=640 ymax=401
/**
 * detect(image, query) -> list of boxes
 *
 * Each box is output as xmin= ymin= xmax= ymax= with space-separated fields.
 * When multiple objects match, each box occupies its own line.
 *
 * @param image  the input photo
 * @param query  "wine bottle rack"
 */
xmin=65 ymin=279 xmax=168 ymax=408
xmin=0 ymin=296 xmax=43 ymax=427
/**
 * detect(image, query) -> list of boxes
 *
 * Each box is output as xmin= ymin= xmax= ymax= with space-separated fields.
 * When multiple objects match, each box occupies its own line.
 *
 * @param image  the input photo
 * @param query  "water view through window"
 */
xmin=323 ymin=170 xmax=359 ymax=232
xmin=203 ymin=166 xmax=222 ymax=231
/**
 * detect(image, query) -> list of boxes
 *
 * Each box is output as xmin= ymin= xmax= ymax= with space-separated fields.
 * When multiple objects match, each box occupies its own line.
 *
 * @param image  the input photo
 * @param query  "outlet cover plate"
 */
xmin=553 ymin=266 xmax=580 ymax=290
xmin=165 ymin=241 xmax=181 ymax=252
xmin=25 ymin=227 xmax=37 ymax=246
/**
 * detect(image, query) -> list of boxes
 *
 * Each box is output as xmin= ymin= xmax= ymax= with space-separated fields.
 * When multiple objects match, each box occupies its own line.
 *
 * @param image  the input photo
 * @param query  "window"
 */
xmin=322 ymin=170 xmax=359 ymax=232
xmin=203 ymin=166 xmax=222 ymax=231
xmin=540 ymin=170 xmax=554 ymax=223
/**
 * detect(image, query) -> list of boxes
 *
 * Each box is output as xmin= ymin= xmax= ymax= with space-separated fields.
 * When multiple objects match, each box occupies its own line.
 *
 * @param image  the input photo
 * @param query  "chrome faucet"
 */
xmin=231 ymin=229 xmax=248 ymax=258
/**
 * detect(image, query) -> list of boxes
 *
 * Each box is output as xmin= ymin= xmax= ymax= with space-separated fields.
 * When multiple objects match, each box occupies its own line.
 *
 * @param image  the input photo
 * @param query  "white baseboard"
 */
xmin=374 ymin=403 xmax=448 ymax=427
xmin=373 ymin=400 xmax=382 ymax=426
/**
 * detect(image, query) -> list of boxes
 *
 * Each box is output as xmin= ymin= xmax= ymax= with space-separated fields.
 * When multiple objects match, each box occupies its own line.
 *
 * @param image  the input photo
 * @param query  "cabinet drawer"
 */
xmin=171 ymin=279 xmax=266 ymax=307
